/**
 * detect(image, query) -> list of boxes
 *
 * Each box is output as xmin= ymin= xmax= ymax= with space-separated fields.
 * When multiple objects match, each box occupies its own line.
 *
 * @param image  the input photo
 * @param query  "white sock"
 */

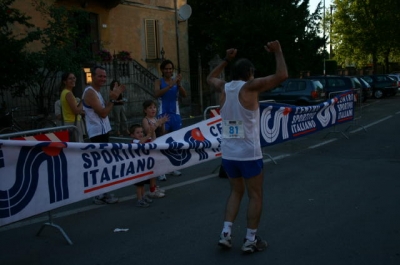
xmin=222 ymin=221 xmax=233 ymax=236
xmin=245 ymin=228 xmax=257 ymax=241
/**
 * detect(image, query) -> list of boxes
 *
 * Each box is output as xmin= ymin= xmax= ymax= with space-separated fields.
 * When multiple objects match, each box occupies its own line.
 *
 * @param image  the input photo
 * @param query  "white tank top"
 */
xmin=220 ymin=80 xmax=262 ymax=161
xmin=82 ymin=86 xmax=111 ymax=138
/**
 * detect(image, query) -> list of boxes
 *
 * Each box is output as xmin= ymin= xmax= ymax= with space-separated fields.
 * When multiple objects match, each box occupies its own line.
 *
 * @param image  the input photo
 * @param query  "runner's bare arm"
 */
xmin=245 ymin=41 xmax=288 ymax=93
xmin=207 ymin=48 xmax=237 ymax=92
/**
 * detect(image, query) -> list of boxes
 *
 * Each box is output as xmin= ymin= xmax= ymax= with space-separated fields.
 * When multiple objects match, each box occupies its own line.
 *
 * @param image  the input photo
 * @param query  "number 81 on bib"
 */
xmin=222 ymin=120 xmax=244 ymax=138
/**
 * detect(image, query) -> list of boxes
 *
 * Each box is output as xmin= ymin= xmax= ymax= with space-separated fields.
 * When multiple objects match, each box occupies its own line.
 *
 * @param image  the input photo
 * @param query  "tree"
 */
xmin=188 ymin=0 xmax=326 ymax=77
xmin=331 ymin=0 xmax=400 ymax=73
xmin=1 ymin=0 xmax=93 ymax=114
xmin=26 ymin=0 xmax=93 ymax=114
xmin=0 ymin=0 xmax=41 ymax=108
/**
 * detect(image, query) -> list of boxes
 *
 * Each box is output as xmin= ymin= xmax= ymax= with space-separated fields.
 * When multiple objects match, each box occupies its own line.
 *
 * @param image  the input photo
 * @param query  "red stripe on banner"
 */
xmin=210 ymin=108 xmax=220 ymax=117
xmin=11 ymin=130 xmax=69 ymax=142
xmin=84 ymin=171 xmax=154 ymax=193
xmin=54 ymin=130 xmax=69 ymax=141
xmin=293 ymin=128 xmax=317 ymax=137
xmin=207 ymin=118 xmax=222 ymax=126
xmin=338 ymin=117 xmax=353 ymax=123
xmin=33 ymin=134 xmax=51 ymax=141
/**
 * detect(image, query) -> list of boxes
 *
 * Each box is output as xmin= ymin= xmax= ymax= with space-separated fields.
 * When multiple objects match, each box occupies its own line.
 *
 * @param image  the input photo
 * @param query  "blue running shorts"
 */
xmin=161 ymin=113 xmax=182 ymax=132
xmin=221 ymin=158 xmax=264 ymax=179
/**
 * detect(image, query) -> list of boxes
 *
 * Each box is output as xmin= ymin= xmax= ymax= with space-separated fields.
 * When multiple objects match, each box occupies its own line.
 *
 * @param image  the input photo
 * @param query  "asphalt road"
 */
xmin=1 ymin=95 xmax=400 ymax=265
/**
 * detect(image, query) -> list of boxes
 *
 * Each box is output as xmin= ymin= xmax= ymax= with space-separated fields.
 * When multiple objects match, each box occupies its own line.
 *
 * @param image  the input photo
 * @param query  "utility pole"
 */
xmin=174 ymin=0 xmax=181 ymax=73
xmin=323 ymin=0 xmax=326 ymax=75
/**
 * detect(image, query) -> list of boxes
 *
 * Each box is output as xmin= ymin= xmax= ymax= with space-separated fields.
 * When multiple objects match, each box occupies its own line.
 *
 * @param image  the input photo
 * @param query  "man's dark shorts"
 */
xmin=222 ymin=158 xmax=263 ymax=179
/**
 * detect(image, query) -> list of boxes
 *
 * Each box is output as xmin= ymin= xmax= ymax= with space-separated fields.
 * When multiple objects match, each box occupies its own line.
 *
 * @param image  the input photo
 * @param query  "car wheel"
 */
xmin=373 ymin=89 xmax=383 ymax=99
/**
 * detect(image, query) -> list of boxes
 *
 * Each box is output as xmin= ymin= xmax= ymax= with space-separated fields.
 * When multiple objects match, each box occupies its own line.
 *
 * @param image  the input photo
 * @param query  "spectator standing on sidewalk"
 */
xmin=109 ymin=79 xmax=129 ymax=136
xmin=141 ymin=99 xmax=169 ymax=182
xmin=59 ymin=72 xmax=85 ymax=142
xmin=82 ymin=65 xmax=126 ymax=204
xmin=129 ymin=123 xmax=157 ymax=207
xmin=154 ymin=60 xmax=187 ymax=179
xmin=206 ymin=41 xmax=288 ymax=253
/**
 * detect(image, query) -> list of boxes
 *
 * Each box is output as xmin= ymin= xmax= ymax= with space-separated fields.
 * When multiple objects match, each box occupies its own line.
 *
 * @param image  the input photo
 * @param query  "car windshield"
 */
xmin=358 ymin=78 xmax=370 ymax=87
xmin=362 ymin=76 xmax=373 ymax=82
xmin=352 ymin=77 xmax=361 ymax=88
xmin=312 ymin=80 xmax=324 ymax=90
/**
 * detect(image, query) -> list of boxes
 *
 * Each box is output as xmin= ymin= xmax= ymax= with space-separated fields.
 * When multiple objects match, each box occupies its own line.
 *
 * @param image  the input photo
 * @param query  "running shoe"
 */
xmin=93 ymin=193 xmax=119 ymax=204
xmin=149 ymin=190 xmax=165 ymax=198
xmin=218 ymin=232 xmax=232 ymax=249
xmin=156 ymin=186 xmax=165 ymax=193
xmin=143 ymin=195 xmax=153 ymax=203
xmin=168 ymin=170 xmax=181 ymax=176
xmin=136 ymin=199 xmax=149 ymax=208
xmin=241 ymin=235 xmax=268 ymax=253
xmin=158 ymin=174 xmax=167 ymax=181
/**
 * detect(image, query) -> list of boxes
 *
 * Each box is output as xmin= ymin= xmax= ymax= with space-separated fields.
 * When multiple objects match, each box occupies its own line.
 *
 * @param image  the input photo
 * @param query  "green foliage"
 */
xmin=116 ymin=50 xmax=133 ymax=61
xmin=1 ymin=0 xmax=93 ymax=113
xmin=325 ymin=60 xmax=337 ymax=75
xmin=332 ymin=0 xmax=400 ymax=73
xmin=25 ymin=0 xmax=93 ymax=114
xmin=188 ymin=0 xmax=326 ymax=77
xmin=0 ymin=0 xmax=41 ymax=95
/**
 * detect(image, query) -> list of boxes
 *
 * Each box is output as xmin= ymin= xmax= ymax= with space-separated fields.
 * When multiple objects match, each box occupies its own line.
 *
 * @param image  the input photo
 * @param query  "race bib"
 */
xmin=222 ymin=120 xmax=244 ymax=138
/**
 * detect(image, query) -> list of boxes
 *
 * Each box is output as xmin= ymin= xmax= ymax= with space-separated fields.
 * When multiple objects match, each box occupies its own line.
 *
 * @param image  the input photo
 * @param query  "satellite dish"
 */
xmin=178 ymin=4 xmax=192 ymax=21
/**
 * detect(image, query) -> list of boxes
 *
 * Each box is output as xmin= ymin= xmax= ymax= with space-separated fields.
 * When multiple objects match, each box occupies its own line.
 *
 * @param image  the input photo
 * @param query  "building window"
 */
xmin=72 ymin=11 xmax=99 ymax=58
xmin=89 ymin=13 xmax=100 ymax=57
xmin=145 ymin=19 xmax=159 ymax=60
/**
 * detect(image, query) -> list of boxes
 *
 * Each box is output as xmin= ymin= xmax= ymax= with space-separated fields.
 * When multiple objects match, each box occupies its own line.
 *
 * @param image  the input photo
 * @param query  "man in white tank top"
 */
xmin=82 ymin=65 xmax=125 ymax=204
xmin=207 ymin=41 xmax=288 ymax=253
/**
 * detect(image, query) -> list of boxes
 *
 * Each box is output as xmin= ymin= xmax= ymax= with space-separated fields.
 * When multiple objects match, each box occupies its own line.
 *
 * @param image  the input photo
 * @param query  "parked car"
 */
xmin=304 ymin=75 xmax=361 ymax=99
xmin=352 ymin=76 xmax=372 ymax=102
xmin=360 ymin=74 xmax=398 ymax=99
xmin=388 ymin=74 xmax=400 ymax=92
xmin=259 ymin=78 xmax=326 ymax=106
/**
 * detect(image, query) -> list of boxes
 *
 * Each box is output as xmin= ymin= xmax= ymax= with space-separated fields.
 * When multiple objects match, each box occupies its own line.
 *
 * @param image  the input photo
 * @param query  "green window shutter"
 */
xmin=145 ymin=19 xmax=159 ymax=59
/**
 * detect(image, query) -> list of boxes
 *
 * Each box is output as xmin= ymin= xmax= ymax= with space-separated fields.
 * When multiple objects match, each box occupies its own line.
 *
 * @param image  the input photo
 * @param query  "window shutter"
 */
xmin=145 ymin=19 xmax=159 ymax=59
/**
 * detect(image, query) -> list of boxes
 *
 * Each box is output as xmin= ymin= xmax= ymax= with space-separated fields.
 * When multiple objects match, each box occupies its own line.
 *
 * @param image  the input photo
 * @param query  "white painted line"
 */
xmin=349 ymin=115 xmax=393 ymax=133
xmin=308 ymin=138 xmax=337 ymax=149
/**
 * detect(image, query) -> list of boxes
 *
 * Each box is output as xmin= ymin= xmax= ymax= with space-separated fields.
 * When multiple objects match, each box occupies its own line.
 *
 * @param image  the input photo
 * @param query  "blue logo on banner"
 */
xmin=0 ymin=142 xmax=69 ymax=218
xmin=161 ymin=128 xmax=212 ymax=166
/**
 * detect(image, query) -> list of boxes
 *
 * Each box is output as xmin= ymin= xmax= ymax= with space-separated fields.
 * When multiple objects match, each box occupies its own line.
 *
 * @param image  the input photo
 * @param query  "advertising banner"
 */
xmin=0 ymin=91 xmax=354 ymax=226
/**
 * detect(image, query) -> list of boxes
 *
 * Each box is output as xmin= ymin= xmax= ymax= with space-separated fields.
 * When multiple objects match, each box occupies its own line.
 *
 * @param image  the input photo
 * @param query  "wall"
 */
xmin=10 ymin=0 xmax=190 ymax=93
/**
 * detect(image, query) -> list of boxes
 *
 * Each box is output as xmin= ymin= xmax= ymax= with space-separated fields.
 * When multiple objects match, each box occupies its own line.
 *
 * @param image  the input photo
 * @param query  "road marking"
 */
xmin=349 ymin=115 xmax=393 ymax=133
xmin=308 ymin=139 xmax=337 ymax=149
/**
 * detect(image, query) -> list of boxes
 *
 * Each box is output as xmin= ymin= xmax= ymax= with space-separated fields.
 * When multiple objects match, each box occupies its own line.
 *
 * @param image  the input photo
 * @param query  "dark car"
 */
xmin=360 ymin=74 xmax=398 ymax=99
xmin=388 ymin=74 xmax=400 ymax=92
xmin=259 ymin=78 xmax=326 ymax=106
xmin=352 ymin=76 xmax=372 ymax=102
xmin=305 ymin=75 xmax=361 ymax=99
